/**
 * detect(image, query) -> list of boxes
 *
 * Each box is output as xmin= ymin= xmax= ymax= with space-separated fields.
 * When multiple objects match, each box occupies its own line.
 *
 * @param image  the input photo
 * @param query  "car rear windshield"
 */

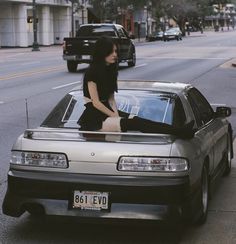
xmin=41 ymin=90 xmax=186 ymax=129
xmin=77 ymin=26 xmax=117 ymax=37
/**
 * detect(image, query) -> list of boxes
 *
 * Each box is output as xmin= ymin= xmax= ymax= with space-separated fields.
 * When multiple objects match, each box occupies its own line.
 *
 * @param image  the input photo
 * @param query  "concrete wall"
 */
xmin=53 ymin=7 xmax=70 ymax=44
xmin=0 ymin=0 xmax=70 ymax=47
xmin=0 ymin=3 xmax=28 ymax=47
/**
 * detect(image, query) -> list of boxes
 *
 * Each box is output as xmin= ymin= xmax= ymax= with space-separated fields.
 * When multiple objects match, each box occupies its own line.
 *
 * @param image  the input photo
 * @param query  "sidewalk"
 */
xmin=133 ymin=37 xmax=146 ymax=44
xmin=0 ymin=45 xmax=62 ymax=54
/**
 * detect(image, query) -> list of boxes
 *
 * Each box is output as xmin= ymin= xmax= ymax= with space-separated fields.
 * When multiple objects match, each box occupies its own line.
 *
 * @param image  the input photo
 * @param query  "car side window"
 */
xmin=187 ymin=88 xmax=214 ymax=127
xmin=172 ymin=96 xmax=187 ymax=127
xmin=117 ymin=28 xmax=127 ymax=38
xmin=122 ymin=28 xmax=130 ymax=38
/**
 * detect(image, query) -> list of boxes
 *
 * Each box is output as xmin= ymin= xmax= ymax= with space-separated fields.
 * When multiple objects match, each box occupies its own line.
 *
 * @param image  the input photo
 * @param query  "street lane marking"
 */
xmin=20 ymin=61 xmax=41 ymax=66
xmin=139 ymin=57 xmax=228 ymax=60
xmin=134 ymin=63 xmax=147 ymax=69
xmin=0 ymin=65 xmax=65 ymax=81
xmin=52 ymin=81 xmax=81 ymax=90
xmin=0 ymin=101 xmax=4 ymax=104
xmin=211 ymin=103 xmax=227 ymax=106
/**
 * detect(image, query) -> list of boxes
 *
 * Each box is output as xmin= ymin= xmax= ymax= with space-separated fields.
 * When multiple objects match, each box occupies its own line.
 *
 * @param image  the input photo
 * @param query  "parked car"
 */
xmin=63 ymin=24 xmax=136 ymax=72
xmin=163 ymin=27 xmax=182 ymax=41
xmin=2 ymin=80 xmax=233 ymax=225
xmin=146 ymin=31 xmax=164 ymax=41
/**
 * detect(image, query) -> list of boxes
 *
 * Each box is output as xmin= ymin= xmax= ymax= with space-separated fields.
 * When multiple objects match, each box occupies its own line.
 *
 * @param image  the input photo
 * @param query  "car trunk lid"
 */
xmin=17 ymin=129 xmax=174 ymax=176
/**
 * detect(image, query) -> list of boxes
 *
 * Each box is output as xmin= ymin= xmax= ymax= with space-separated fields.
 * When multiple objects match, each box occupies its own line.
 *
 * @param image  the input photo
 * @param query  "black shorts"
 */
xmin=78 ymin=102 xmax=129 ymax=131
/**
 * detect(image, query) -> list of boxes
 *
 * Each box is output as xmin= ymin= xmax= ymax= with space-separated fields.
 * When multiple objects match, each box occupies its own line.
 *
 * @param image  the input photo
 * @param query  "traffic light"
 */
xmin=27 ymin=16 xmax=38 ymax=23
xmin=27 ymin=16 xmax=33 ymax=23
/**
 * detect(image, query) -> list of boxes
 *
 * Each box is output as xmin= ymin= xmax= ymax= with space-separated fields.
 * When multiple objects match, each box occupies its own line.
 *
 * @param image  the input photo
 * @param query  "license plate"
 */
xmin=81 ymin=55 xmax=90 ymax=60
xmin=73 ymin=191 xmax=109 ymax=210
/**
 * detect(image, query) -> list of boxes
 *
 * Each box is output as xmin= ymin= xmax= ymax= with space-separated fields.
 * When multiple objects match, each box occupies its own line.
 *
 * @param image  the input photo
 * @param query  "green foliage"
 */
xmin=89 ymin=0 xmax=235 ymax=31
xmin=209 ymin=0 xmax=230 ymax=4
xmin=90 ymin=0 xmax=152 ymax=21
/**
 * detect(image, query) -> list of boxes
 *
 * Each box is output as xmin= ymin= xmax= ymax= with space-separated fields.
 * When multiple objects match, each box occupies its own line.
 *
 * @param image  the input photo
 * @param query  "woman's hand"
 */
xmin=110 ymin=112 xmax=119 ymax=117
xmin=109 ymin=94 xmax=119 ymax=117
xmin=88 ymin=81 xmax=116 ymax=117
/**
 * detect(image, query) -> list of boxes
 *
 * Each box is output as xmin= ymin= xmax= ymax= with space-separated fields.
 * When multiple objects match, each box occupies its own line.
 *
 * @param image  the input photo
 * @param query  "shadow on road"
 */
xmin=6 ymin=214 xmax=184 ymax=243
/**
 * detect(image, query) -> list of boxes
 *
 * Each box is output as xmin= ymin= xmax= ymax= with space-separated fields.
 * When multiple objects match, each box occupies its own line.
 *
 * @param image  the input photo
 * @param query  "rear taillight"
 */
xmin=62 ymin=41 xmax=66 ymax=51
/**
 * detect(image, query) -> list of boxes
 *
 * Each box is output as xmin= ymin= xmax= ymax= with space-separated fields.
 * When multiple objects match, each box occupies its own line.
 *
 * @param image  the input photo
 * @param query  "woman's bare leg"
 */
xmin=100 ymin=117 xmax=122 ymax=132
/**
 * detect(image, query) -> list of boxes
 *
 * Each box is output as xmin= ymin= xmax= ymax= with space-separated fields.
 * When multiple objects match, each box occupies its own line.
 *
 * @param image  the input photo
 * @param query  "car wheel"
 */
xmin=67 ymin=61 xmax=78 ymax=73
xmin=182 ymin=162 xmax=209 ymax=225
xmin=128 ymin=51 xmax=136 ymax=67
xmin=223 ymin=134 xmax=232 ymax=176
xmin=195 ymin=163 xmax=209 ymax=225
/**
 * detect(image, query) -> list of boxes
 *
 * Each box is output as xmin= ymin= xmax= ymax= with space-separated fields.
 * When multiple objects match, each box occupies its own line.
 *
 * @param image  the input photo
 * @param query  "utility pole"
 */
xmin=32 ymin=0 xmax=40 ymax=51
xmin=71 ymin=0 xmax=75 ymax=37
xmin=82 ymin=5 xmax=84 ymax=24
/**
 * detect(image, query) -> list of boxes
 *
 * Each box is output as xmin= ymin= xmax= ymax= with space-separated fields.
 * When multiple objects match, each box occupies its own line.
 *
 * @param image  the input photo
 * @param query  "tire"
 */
xmin=128 ymin=51 xmax=136 ymax=67
xmin=194 ymin=164 xmax=209 ymax=225
xmin=67 ymin=61 xmax=78 ymax=73
xmin=223 ymin=134 xmax=232 ymax=176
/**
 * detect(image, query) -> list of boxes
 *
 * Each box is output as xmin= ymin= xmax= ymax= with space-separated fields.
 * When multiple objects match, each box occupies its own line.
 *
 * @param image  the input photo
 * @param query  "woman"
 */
xmin=78 ymin=37 xmax=194 ymax=139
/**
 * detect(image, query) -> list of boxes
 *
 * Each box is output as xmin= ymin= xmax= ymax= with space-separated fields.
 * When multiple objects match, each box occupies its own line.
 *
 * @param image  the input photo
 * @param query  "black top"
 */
xmin=78 ymin=63 xmax=118 ymax=131
xmin=83 ymin=64 xmax=118 ymax=101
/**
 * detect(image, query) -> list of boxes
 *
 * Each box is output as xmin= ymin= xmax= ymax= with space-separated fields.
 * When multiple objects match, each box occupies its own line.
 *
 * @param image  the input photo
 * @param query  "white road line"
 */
xmin=52 ymin=81 xmax=81 ymax=90
xmin=20 ymin=61 xmax=41 ymax=66
xmin=211 ymin=103 xmax=227 ymax=106
xmin=134 ymin=63 xmax=147 ymax=68
xmin=139 ymin=57 xmax=228 ymax=60
xmin=0 ymin=101 xmax=4 ymax=104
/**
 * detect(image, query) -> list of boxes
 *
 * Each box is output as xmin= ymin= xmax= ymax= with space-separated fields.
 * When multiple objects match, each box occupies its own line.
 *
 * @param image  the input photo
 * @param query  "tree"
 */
xmin=90 ymin=0 xmax=148 ymax=22
xmin=152 ymin=0 xmax=218 ymax=34
xmin=153 ymin=0 xmax=197 ymax=34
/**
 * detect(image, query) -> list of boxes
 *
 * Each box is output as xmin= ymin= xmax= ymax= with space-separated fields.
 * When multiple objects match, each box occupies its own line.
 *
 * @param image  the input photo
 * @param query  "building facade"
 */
xmin=0 ymin=0 xmax=72 ymax=47
xmin=0 ymin=0 xmax=158 ymax=47
xmin=205 ymin=3 xmax=236 ymax=29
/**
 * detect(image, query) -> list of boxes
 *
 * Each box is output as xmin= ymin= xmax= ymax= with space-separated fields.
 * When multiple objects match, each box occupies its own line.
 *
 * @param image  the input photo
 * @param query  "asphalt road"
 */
xmin=0 ymin=30 xmax=236 ymax=243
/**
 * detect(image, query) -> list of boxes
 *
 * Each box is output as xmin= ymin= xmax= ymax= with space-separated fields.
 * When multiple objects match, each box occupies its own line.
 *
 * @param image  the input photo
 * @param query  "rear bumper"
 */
xmin=3 ymin=170 xmax=194 ymax=221
xmin=63 ymin=55 xmax=91 ymax=63
xmin=164 ymin=36 xmax=176 ymax=39
xmin=62 ymin=55 xmax=132 ymax=64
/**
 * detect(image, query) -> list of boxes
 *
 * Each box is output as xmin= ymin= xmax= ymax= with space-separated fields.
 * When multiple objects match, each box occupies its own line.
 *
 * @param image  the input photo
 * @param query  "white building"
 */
xmin=0 ymin=0 xmax=73 ymax=47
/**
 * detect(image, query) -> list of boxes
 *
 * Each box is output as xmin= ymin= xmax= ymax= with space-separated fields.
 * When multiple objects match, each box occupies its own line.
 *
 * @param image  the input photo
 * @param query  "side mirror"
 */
xmin=215 ymin=106 xmax=231 ymax=117
xmin=129 ymin=34 xmax=135 ymax=39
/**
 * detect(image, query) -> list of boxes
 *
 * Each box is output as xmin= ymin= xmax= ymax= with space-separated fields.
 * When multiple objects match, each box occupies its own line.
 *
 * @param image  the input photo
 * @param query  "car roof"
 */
xmin=79 ymin=23 xmax=123 ymax=28
xmin=71 ymin=80 xmax=192 ymax=95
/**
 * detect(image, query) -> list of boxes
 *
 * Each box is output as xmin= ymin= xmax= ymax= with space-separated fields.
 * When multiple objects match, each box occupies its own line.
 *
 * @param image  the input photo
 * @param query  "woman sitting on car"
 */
xmin=78 ymin=37 xmax=194 ymax=139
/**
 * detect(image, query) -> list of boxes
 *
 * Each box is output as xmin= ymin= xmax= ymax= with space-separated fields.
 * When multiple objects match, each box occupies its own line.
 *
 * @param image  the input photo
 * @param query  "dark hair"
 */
xmin=92 ymin=36 xmax=117 ymax=64
xmin=89 ymin=36 xmax=118 ymax=90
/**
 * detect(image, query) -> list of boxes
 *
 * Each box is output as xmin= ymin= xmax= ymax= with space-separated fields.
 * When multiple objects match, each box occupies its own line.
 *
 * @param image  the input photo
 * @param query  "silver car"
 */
xmin=163 ymin=27 xmax=182 ymax=41
xmin=2 ymin=81 xmax=233 ymax=225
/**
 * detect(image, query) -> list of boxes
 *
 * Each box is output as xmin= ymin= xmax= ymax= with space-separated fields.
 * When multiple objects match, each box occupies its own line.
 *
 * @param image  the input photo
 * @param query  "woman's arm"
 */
xmin=109 ymin=93 xmax=119 ymax=116
xmin=88 ymin=81 xmax=117 ymax=117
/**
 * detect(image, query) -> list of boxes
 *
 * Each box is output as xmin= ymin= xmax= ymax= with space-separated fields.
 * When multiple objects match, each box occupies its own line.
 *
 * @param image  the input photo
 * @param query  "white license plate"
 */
xmin=81 ymin=55 xmax=90 ymax=60
xmin=73 ymin=191 xmax=109 ymax=210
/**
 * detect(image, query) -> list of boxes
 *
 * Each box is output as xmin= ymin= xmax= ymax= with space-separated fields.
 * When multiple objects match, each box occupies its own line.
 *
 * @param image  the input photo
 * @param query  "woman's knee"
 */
xmin=100 ymin=117 xmax=122 ymax=132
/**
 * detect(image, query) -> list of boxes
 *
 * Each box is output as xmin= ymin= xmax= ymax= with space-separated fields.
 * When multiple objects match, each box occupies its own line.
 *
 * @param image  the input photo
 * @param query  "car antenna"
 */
xmin=25 ymin=98 xmax=29 ymax=129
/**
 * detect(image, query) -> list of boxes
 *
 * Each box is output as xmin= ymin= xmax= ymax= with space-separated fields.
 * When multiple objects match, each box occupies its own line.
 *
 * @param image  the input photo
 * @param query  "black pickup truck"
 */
xmin=63 ymin=24 xmax=136 ymax=72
